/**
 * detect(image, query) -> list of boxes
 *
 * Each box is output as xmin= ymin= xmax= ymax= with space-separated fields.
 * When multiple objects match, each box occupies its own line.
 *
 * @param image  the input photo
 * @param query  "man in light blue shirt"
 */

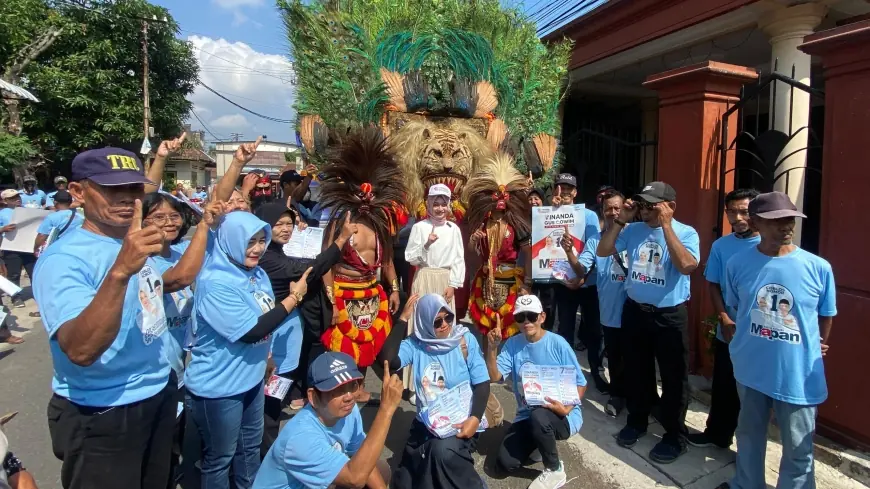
xmin=717 ymin=192 xmax=836 ymax=489
xmin=18 ymin=175 xmax=46 ymax=208
xmin=34 ymin=190 xmax=84 ymax=253
xmin=34 ymin=147 xmax=175 ymax=489
xmin=46 ymin=176 xmax=77 ymax=209
xmin=597 ymin=181 xmax=700 ymax=464
xmin=255 ymin=352 xmax=402 ymax=489
xmin=0 ymin=189 xmax=38 ymax=310
xmin=686 ymin=188 xmax=759 ymax=451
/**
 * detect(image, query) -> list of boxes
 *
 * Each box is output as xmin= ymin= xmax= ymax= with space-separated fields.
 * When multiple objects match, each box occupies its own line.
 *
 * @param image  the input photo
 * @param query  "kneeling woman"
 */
xmin=390 ymin=294 xmax=490 ymax=489
xmin=185 ymin=212 xmax=308 ymax=489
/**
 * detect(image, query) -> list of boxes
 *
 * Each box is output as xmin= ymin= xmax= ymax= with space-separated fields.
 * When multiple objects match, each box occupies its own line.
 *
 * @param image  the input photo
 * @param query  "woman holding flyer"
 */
xmin=403 ymin=183 xmax=466 ymax=396
xmin=388 ymin=293 xmax=491 ymax=489
xmin=485 ymin=294 xmax=587 ymax=489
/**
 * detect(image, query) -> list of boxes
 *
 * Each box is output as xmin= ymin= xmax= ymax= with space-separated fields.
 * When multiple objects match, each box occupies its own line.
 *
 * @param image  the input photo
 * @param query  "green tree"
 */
xmin=6 ymin=0 xmax=198 ymax=168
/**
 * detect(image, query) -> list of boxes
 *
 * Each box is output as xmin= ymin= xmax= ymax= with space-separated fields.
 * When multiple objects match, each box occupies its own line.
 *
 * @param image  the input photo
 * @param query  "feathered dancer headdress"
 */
xmin=463 ymin=152 xmax=531 ymax=238
xmin=319 ymin=127 xmax=409 ymax=259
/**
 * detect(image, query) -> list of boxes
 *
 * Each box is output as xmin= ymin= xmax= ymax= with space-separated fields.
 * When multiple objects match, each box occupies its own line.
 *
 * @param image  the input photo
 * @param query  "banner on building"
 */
xmin=530 ymin=204 xmax=587 ymax=283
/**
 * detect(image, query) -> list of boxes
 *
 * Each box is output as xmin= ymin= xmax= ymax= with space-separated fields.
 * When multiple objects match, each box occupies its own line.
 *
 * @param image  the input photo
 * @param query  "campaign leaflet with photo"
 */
xmin=530 ymin=205 xmax=586 ymax=283
xmin=520 ymin=365 xmax=581 ymax=406
xmin=421 ymin=380 xmax=489 ymax=439
xmin=264 ymin=375 xmax=293 ymax=400
xmin=282 ymin=226 xmax=325 ymax=259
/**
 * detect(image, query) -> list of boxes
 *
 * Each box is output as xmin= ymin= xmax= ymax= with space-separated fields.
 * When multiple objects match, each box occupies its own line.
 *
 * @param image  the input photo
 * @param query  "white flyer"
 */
xmin=422 ymin=380 xmax=488 ymax=439
xmin=265 ymin=375 xmax=293 ymax=400
xmin=520 ymin=365 xmax=581 ymax=406
xmin=282 ymin=226 xmax=324 ymax=259
xmin=0 ymin=207 xmax=51 ymax=253
xmin=551 ymin=260 xmax=577 ymax=283
xmin=530 ymin=205 xmax=587 ymax=283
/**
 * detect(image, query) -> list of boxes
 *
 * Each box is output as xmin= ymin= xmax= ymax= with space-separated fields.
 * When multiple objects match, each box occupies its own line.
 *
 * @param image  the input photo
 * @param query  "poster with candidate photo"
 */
xmin=531 ymin=205 xmax=587 ymax=283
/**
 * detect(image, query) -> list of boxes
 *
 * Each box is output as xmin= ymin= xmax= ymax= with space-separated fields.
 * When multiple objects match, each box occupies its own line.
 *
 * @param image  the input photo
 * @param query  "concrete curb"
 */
xmin=688 ymin=376 xmax=870 ymax=487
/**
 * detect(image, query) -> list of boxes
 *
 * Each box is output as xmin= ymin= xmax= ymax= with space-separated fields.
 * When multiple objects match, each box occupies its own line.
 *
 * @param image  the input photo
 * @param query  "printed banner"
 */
xmin=530 ymin=205 xmax=586 ymax=282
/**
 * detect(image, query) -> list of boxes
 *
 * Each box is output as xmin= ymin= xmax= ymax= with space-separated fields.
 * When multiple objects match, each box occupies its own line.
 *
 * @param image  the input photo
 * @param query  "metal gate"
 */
xmin=561 ymin=125 xmax=657 ymax=203
xmin=717 ymin=62 xmax=825 ymax=252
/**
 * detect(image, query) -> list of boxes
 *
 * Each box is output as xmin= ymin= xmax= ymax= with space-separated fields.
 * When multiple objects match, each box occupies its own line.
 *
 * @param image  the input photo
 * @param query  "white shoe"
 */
xmin=528 ymin=461 xmax=567 ymax=489
xmin=409 ymin=393 xmax=416 ymax=404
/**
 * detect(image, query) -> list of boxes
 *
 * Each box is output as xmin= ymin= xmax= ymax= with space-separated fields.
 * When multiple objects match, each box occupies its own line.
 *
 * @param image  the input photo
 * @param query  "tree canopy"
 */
xmin=1 ymin=0 xmax=198 ymax=174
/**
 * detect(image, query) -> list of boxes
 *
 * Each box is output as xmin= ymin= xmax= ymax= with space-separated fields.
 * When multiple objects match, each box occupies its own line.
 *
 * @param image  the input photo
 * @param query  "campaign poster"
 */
xmin=531 ymin=205 xmax=586 ymax=282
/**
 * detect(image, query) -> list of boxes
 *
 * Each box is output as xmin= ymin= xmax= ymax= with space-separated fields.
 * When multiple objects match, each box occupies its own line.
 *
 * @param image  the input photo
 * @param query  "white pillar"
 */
xmin=759 ymin=2 xmax=826 ymax=245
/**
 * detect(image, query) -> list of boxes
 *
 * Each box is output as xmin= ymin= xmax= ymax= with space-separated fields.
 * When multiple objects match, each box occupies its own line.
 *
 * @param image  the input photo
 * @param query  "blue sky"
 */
xmin=154 ymin=0 xmax=605 ymax=145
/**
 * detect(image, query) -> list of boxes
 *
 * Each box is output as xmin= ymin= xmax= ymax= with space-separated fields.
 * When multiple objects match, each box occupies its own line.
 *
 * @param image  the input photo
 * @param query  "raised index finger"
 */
xmin=129 ymin=199 xmax=143 ymax=233
xmin=252 ymin=135 xmax=264 ymax=150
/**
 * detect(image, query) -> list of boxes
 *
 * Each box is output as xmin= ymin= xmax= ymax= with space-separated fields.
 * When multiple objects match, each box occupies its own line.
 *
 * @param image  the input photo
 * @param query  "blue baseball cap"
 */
xmin=308 ymin=352 xmax=364 ymax=391
xmin=71 ymin=147 xmax=154 ymax=186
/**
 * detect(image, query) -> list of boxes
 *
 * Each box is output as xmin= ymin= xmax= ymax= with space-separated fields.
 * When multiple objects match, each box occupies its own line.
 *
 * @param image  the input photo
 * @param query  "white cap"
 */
xmin=514 ymin=294 xmax=543 ymax=314
xmin=1 ymin=189 xmax=20 ymax=199
xmin=427 ymin=183 xmax=451 ymax=199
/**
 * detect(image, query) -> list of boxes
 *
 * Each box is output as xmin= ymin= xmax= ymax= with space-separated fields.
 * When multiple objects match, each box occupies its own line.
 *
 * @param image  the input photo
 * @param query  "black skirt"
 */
xmin=391 ymin=418 xmax=484 ymax=489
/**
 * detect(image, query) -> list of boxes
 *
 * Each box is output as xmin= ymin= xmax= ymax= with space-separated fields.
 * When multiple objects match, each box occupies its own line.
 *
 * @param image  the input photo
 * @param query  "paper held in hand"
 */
xmin=520 ymin=365 xmax=581 ymax=407
xmin=421 ymin=380 xmax=488 ymax=439
xmin=282 ymin=226 xmax=324 ymax=259
xmin=265 ymin=375 xmax=293 ymax=400
xmin=0 ymin=207 xmax=51 ymax=253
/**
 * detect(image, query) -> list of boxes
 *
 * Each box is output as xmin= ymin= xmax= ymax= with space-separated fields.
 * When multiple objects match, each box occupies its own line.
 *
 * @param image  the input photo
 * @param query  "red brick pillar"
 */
xmin=642 ymin=61 xmax=758 ymax=376
xmin=800 ymin=21 xmax=870 ymax=449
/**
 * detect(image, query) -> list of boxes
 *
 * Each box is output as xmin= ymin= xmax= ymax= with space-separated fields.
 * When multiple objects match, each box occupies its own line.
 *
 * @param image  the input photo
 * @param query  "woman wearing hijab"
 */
xmin=184 ymin=212 xmax=310 ymax=489
xmin=403 ymin=184 xmax=465 ymax=397
xmin=389 ymin=294 xmax=490 ymax=489
xmin=253 ymin=202 xmax=357 ymax=457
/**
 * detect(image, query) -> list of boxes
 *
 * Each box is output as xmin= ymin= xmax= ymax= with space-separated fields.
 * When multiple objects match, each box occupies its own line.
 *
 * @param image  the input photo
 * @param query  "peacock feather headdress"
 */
xmin=280 ymin=0 xmax=572 ymax=186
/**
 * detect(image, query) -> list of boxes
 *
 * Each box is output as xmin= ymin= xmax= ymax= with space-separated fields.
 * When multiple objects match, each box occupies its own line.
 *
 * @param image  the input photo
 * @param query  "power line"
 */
xmin=537 ymin=0 xmax=600 ymax=35
xmin=190 ymin=108 xmax=228 ymax=142
xmin=191 ymin=45 xmax=296 ymax=85
xmin=199 ymin=81 xmax=295 ymax=123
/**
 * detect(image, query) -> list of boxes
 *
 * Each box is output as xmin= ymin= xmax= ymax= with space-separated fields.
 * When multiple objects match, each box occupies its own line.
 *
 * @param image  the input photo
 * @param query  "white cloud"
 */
xmin=212 ymin=0 xmax=263 ymax=8
xmin=211 ymin=114 xmax=249 ymax=128
xmin=186 ymin=35 xmax=297 ymax=143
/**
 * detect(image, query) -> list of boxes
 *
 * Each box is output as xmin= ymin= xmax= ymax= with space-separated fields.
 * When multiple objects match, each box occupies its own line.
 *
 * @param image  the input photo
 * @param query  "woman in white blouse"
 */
xmin=403 ymin=184 xmax=466 ymax=397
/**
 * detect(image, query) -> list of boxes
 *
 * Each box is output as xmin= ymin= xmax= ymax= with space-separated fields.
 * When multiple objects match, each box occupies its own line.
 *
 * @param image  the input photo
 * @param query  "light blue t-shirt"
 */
xmin=19 ymin=189 xmax=46 ymax=208
xmin=193 ymin=191 xmax=208 ymax=200
xmin=398 ymin=331 xmax=490 ymax=420
xmin=152 ymin=241 xmax=193 ymax=384
xmin=614 ymin=219 xmax=700 ymax=307
xmin=705 ymin=233 xmax=761 ymax=341
xmin=36 ymin=209 xmax=84 ymax=237
xmin=254 ymin=404 xmax=366 ymax=489
xmin=579 ymin=236 xmax=628 ymax=327
xmin=496 ymin=331 xmax=587 ymax=435
xmin=0 ymin=208 xmax=13 ymax=237
xmin=724 ymin=246 xmax=836 ymax=406
xmin=271 ymin=309 xmax=303 ymax=375
xmin=33 ymin=227 xmax=170 ymax=407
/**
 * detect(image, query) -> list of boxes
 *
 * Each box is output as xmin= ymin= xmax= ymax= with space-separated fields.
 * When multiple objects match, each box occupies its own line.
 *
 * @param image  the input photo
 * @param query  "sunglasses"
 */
xmin=434 ymin=313 xmax=455 ymax=329
xmin=634 ymin=200 xmax=656 ymax=210
xmin=514 ymin=311 xmax=540 ymax=324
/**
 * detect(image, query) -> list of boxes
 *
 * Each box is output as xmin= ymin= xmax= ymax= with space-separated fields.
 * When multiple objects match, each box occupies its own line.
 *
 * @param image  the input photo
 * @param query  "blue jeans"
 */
xmin=186 ymin=382 xmax=265 ymax=489
xmin=731 ymin=383 xmax=817 ymax=489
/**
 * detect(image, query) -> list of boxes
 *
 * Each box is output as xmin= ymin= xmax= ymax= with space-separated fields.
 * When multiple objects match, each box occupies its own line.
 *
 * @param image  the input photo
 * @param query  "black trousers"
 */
xmin=603 ymin=326 xmax=626 ymax=398
xmin=4 ymin=251 xmax=36 ymax=288
xmin=497 ymin=407 xmax=571 ymax=472
xmin=531 ymin=283 xmax=556 ymax=331
xmin=47 ymin=380 xmax=177 ymax=489
xmin=392 ymin=419 xmax=482 ymax=489
xmin=555 ymin=286 xmax=604 ymax=374
xmin=261 ymin=370 xmax=294 ymax=458
xmin=623 ymin=299 xmax=689 ymax=444
xmin=704 ymin=338 xmax=740 ymax=446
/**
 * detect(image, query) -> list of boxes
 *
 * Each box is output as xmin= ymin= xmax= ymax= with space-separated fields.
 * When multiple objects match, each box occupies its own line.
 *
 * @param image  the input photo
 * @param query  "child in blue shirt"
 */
xmin=718 ymin=192 xmax=836 ymax=489
xmin=485 ymin=294 xmax=587 ymax=489
xmin=254 ymin=352 xmax=404 ymax=489
xmin=388 ymin=294 xmax=490 ymax=489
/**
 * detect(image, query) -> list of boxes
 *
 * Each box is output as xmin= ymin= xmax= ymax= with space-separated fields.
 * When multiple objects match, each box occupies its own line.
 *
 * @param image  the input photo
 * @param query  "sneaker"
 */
xmin=684 ymin=431 xmax=730 ymax=448
xmin=593 ymin=375 xmax=611 ymax=395
xmin=13 ymin=298 xmax=25 ymax=309
xmin=528 ymin=461 xmax=567 ymax=489
xmin=408 ymin=393 xmax=416 ymax=404
xmin=605 ymin=396 xmax=624 ymax=417
xmin=649 ymin=439 xmax=687 ymax=464
xmin=616 ymin=426 xmax=646 ymax=448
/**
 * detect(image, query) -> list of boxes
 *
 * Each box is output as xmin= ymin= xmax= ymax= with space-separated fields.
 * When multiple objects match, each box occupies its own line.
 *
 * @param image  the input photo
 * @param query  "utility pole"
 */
xmin=230 ymin=132 xmax=244 ymax=142
xmin=142 ymin=20 xmax=152 ymax=171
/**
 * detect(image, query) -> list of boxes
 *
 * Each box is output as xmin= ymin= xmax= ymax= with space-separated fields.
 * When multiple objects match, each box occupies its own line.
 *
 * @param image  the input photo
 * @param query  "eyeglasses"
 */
xmin=434 ymin=313 xmax=455 ymax=329
xmin=514 ymin=311 xmax=540 ymax=324
xmin=146 ymin=213 xmax=183 ymax=225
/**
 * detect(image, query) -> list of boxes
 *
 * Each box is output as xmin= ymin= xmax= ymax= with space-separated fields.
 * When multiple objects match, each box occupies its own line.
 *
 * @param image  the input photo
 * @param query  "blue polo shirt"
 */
xmin=615 ymin=219 xmax=700 ymax=307
xmin=724 ymin=246 xmax=836 ymax=405
xmin=34 ymin=227 xmax=170 ymax=407
xmin=704 ymin=233 xmax=761 ymax=341
xmin=579 ymin=236 xmax=628 ymax=327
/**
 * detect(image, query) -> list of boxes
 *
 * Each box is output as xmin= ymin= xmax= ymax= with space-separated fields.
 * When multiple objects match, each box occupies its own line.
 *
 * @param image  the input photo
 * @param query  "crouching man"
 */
xmin=254 ymin=353 xmax=402 ymax=489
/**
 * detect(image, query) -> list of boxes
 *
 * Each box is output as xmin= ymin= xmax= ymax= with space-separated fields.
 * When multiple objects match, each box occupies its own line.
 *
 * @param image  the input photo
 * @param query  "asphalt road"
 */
xmin=1 ymin=301 xmax=614 ymax=489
